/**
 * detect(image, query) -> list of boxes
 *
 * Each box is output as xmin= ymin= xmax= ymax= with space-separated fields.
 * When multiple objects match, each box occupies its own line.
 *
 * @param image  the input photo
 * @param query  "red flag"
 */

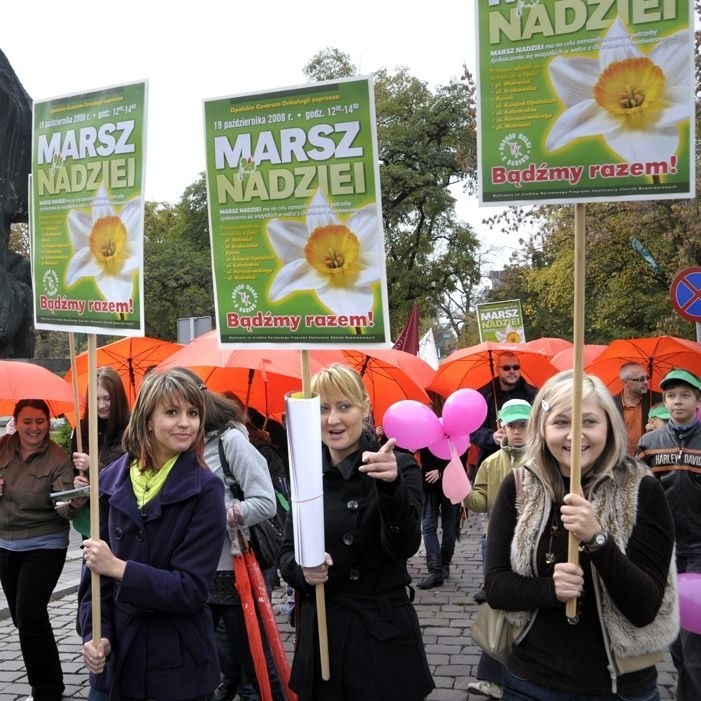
xmin=393 ymin=303 xmax=419 ymax=355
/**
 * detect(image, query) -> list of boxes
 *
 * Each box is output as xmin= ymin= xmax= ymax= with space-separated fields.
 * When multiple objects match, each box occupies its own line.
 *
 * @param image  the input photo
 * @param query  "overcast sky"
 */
xmin=2 ymin=0 xmax=517 ymax=261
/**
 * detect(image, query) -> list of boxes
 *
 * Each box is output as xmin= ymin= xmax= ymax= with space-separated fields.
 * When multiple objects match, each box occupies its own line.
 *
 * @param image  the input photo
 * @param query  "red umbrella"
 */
xmin=234 ymin=553 xmax=274 ymax=701
xmin=312 ymin=348 xmax=436 ymax=425
xmin=155 ymin=331 xmax=337 ymax=418
xmin=585 ymin=336 xmax=701 ymax=393
xmin=523 ymin=337 xmax=573 ymax=357
xmin=65 ymin=336 xmax=183 ymax=406
xmin=243 ymin=550 xmax=297 ymax=701
xmin=0 ymin=360 xmax=80 ymax=417
xmin=551 ymin=344 xmax=606 ymax=371
xmin=429 ymin=342 xmax=558 ymax=398
xmin=156 ymin=331 xmax=435 ymax=424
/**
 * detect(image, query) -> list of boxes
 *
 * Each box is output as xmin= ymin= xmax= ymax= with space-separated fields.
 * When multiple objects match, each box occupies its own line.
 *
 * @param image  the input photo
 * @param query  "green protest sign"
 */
xmin=476 ymin=0 xmax=694 ymax=205
xmin=476 ymin=299 xmax=526 ymax=343
xmin=31 ymin=81 xmax=147 ymax=334
xmin=203 ymin=76 xmax=391 ymax=347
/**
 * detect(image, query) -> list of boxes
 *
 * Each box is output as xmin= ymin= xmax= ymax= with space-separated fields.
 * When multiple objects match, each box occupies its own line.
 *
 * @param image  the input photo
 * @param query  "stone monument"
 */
xmin=0 ymin=49 xmax=33 ymax=358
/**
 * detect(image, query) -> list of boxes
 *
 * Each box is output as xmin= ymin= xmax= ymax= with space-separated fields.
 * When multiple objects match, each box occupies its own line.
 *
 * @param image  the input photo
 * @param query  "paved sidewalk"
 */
xmin=0 ymin=515 xmax=678 ymax=700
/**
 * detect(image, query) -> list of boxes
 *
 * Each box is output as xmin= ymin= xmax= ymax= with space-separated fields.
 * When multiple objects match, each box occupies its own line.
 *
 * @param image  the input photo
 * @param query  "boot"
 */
xmin=441 ymin=552 xmax=452 ymax=580
xmin=417 ymin=554 xmax=443 ymax=589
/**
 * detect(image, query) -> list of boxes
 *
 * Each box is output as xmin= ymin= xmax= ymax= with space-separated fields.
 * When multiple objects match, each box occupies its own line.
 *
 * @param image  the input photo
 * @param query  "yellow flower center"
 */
xmin=89 ymin=215 xmax=129 ymax=275
xmin=304 ymin=224 xmax=362 ymax=287
xmin=593 ymin=57 xmax=666 ymax=128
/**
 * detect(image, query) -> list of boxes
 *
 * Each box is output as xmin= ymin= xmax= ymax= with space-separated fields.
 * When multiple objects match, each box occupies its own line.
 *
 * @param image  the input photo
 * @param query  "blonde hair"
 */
xmin=523 ymin=370 xmax=630 ymax=503
xmin=122 ymin=368 xmax=205 ymax=471
xmin=311 ymin=364 xmax=370 ymax=414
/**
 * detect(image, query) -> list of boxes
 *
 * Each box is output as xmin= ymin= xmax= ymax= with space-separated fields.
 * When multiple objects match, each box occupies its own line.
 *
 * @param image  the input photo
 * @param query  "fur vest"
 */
xmin=506 ymin=463 xmax=678 ymax=671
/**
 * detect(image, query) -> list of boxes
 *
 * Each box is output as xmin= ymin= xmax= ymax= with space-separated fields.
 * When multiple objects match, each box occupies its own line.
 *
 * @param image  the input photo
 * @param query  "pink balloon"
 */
xmin=442 ymin=442 xmax=471 ymax=504
xmin=678 ymin=572 xmax=701 ymax=634
xmin=428 ymin=433 xmax=470 ymax=460
xmin=383 ymin=400 xmax=443 ymax=451
xmin=442 ymin=389 xmax=488 ymax=437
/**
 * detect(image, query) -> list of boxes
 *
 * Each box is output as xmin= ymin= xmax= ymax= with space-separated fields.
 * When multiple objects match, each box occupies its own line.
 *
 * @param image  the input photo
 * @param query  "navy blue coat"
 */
xmin=79 ymin=451 xmax=226 ymax=700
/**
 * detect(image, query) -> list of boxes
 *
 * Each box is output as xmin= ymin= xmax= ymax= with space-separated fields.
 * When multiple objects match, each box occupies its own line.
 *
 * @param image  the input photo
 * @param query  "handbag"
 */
xmin=208 ymin=570 xmax=239 ymax=606
xmin=471 ymin=465 xmax=526 ymax=664
xmin=246 ymin=502 xmax=285 ymax=570
xmin=470 ymin=602 xmax=518 ymax=665
xmin=218 ymin=434 xmax=286 ymax=570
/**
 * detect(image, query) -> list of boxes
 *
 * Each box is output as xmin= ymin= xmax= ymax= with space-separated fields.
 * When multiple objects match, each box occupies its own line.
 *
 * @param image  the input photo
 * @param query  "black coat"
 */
xmin=71 ymin=416 xmax=129 ymax=471
xmin=418 ymin=446 xmax=469 ymax=494
xmin=470 ymin=378 xmax=537 ymax=466
xmin=279 ymin=433 xmax=434 ymax=700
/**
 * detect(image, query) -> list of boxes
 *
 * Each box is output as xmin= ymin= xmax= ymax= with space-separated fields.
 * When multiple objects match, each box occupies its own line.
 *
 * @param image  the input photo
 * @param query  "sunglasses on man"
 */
xmin=500 ymin=364 xmax=520 ymax=371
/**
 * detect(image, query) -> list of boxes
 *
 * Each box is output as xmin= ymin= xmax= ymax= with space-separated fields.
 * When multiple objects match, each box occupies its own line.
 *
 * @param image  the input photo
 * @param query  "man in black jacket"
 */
xmin=468 ymin=351 xmax=536 ymax=606
xmin=470 ymin=352 xmax=537 ymax=471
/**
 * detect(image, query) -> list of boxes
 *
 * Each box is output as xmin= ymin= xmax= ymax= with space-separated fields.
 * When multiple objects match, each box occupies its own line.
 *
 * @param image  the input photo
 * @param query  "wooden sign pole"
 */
xmin=566 ymin=203 xmax=586 ymax=624
xmin=87 ymin=333 xmax=102 ymax=643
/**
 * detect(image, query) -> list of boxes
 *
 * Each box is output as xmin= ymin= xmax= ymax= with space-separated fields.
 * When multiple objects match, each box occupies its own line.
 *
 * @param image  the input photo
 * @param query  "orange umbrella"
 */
xmin=234 ymin=554 xmax=273 ymax=701
xmin=429 ymin=342 xmax=558 ymax=398
xmin=311 ymin=348 xmax=436 ymax=425
xmin=0 ymin=360 xmax=80 ymax=417
xmin=65 ymin=336 xmax=183 ymax=406
xmin=156 ymin=332 xmax=435 ymax=423
xmin=584 ymin=335 xmax=701 ymax=394
xmin=551 ymin=344 xmax=606 ymax=371
xmin=242 ymin=548 xmax=298 ymax=701
xmin=154 ymin=331 xmax=330 ymax=418
xmin=180 ymin=364 xmax=302 ymax=419
xmin=524 ymin=337 xmax=573 ymax=357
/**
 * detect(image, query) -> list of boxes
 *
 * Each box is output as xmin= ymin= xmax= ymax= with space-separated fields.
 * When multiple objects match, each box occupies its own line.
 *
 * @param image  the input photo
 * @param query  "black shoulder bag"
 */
xmin=218 ymin=435 xmax=286 ymax=570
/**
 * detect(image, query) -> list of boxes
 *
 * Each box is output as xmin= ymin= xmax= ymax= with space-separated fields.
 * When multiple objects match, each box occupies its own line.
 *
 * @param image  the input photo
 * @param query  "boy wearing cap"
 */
xmin=636 ymin=369 xmax=701 ymax=701
xmin=646 ymin=402 xmax=671 ymax=432
xmin=465 ymin=398 xmax=532 ymax=700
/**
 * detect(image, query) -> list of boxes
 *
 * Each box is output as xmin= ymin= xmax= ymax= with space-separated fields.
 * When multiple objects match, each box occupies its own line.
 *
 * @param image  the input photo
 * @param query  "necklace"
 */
xmin=545 ymin=509 xmax=561 ymax=565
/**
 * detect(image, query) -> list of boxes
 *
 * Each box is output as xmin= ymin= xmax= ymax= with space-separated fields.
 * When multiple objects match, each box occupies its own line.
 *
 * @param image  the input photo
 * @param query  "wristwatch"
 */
xmin=584 ymin=530 xmax=608 ymax=552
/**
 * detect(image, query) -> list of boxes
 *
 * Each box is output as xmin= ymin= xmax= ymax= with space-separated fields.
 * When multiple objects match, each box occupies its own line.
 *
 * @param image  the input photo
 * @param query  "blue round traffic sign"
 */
xmin=670 ymin=267 xmax=701 ymax=322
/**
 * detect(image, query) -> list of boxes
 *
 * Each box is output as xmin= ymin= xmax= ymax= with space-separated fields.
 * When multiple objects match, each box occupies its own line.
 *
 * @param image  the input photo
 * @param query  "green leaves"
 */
xmin=143 ymin=177 xmax=213 ymax=339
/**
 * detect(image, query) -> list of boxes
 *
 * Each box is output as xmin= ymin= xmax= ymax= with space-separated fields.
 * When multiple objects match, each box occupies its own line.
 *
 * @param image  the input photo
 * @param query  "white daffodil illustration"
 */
xmin=267 ymin=190 xmax=380 ymax=316
xmin=65 ymin=183 xmax=141 ymax=302
xmin=496 ymin=326 xmax=522 ymax=343
xmin=546 ymin=18 xmax=690 ymax=163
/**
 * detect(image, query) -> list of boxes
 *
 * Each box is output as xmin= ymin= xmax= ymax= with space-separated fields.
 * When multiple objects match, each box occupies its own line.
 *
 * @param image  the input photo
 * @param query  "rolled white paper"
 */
xmin=285 ymin=392 xmax=325 ymax=567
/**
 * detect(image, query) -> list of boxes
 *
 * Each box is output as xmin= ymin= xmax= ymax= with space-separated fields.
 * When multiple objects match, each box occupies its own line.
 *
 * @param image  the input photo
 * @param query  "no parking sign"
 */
xmin=670 ymin=267 xmax=701 ymax=322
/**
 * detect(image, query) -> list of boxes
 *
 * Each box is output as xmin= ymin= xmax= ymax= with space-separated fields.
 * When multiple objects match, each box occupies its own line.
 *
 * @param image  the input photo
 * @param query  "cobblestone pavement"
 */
xmin=0 ymin=515 xmax=677 ymax=700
